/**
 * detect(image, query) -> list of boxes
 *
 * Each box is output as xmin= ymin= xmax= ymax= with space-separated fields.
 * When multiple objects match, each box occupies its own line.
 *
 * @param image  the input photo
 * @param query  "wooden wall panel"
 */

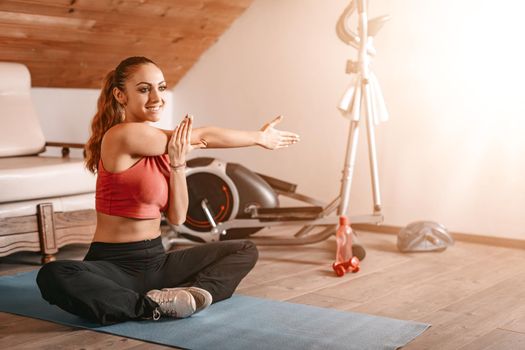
xmin=0 ymin=0 xmax=253 ymax=88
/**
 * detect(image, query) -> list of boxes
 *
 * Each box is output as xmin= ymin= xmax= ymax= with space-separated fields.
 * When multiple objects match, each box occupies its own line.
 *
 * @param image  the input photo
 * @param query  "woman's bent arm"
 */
xmin=166 ymin=169 xmax=188 ymax=225
xmin=164 ymin=117 xmax=192 ymax=225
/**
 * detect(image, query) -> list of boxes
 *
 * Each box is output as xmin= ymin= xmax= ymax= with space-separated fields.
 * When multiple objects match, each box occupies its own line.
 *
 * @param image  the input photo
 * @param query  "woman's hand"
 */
xmin=168 ymin=115 xmax=206 ymax=165
xmin=259 ymin=115 xmax=300 ymax=150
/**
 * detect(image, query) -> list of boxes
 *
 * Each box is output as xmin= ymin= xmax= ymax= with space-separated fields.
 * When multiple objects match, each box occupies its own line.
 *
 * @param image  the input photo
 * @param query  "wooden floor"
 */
xmin=1 ymin=229 xmax=525 ymax=349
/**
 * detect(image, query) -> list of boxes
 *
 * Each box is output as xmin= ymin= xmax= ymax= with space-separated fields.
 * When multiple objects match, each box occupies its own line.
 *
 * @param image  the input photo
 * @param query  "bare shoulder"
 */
xmin=106 ymin=122 xmax=161 ymax=142
xmin=104 ymin=122 xmax=168 ymax=158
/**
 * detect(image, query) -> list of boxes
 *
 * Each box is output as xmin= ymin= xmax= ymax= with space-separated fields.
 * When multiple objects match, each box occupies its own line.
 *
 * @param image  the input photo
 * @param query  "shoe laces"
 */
xmin=153 ymin=308 xmax=161 ymax=321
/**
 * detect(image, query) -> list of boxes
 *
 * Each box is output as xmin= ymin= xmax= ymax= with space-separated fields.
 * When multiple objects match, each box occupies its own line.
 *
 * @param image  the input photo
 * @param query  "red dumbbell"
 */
xmin=332 ymin=256 xmax=360 ymax=277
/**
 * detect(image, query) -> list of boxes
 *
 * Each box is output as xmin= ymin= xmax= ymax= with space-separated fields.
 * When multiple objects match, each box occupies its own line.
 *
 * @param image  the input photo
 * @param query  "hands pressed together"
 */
xmin=168 ymin=114 xmax=206 ymax=168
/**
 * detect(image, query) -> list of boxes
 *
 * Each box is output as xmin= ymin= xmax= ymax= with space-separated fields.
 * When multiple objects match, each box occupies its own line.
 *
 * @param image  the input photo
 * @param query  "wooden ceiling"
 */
xmin=0 ymin=0 xmax=253 ymax=88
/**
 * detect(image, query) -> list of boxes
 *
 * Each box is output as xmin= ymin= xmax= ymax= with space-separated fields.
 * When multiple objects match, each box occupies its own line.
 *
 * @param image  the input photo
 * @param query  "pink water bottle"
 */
xmin=332 ymin=215 xmax=360 ymax=277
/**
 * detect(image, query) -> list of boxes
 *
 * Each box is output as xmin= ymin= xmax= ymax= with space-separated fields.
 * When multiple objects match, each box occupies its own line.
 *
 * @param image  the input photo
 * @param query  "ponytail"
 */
xmin=84 ymin=70 xmax=124 ymax=174
xmin=84 ymin=56 xmax=157 ymax=174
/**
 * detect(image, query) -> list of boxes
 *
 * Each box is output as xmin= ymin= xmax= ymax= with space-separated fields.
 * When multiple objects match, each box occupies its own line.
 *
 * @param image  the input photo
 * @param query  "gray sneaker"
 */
xmin=185 ymin=287 xmax=213 ymax=314
xmin=146 ymin=288 xmax=196 ymax=320
xmin=168 ymin=287 xmax=212 ymax=314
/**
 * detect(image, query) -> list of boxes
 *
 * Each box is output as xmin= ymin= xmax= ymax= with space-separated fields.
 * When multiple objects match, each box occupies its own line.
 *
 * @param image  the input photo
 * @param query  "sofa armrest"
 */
xmin=45 ymin=142 xmax=86 ymax=158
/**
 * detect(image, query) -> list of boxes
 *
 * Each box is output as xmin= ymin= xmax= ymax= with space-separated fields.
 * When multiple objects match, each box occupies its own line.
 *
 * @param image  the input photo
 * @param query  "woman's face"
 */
xmin=116 ymin=63 xmax=168 ymax=123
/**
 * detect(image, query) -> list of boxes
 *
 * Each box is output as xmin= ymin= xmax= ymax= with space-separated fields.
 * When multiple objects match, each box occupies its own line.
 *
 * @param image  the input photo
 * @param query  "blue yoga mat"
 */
xmin=0 ymin=270 xmax=429 ymax=350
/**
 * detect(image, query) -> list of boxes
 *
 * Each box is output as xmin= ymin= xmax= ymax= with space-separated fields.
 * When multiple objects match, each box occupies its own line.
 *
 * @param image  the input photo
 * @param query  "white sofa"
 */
xmin=0 ymin=62 xmax=97 ymax=264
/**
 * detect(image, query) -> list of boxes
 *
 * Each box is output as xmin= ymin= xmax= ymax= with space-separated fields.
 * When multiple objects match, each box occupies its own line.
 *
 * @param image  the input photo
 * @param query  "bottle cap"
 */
xmin=339 ymin=215 xmax=348 ymax=226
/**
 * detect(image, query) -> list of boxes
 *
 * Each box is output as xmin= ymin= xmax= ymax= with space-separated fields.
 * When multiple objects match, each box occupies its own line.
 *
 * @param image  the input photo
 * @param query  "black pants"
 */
xmin=36 ymin=237 xmax=258 ymax=325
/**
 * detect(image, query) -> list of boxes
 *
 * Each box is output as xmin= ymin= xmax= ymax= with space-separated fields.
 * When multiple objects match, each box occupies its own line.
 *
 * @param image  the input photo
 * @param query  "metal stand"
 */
xmin=336 ymin=0 xmax=390 ymax=218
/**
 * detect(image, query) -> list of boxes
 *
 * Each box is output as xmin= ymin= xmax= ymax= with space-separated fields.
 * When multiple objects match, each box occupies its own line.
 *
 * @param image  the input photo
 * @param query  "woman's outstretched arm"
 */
xmin=160 ymin=115 xmax=300 ymax=150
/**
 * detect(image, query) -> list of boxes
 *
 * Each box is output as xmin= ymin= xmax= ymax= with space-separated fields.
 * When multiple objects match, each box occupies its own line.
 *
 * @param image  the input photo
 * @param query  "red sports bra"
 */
xmin=96 ymin=154 xmax=171 ymax=219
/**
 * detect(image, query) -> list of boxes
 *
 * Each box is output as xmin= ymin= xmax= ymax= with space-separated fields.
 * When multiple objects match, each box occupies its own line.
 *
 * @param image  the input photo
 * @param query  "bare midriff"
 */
xmin=92 ymin=211 xmax=162 ymax=243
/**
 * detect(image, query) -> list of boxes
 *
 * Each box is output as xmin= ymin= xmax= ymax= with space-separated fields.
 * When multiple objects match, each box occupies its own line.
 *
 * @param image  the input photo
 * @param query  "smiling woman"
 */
xmin=113 ymin=63 xmax=168 ymax=123
xmin=34 ymin=56 xmax=300 ymax=326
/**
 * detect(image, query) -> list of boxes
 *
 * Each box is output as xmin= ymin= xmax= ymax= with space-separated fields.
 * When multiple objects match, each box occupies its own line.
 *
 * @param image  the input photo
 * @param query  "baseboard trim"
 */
xmin=352 ymin=224 xmax=525 ymax=250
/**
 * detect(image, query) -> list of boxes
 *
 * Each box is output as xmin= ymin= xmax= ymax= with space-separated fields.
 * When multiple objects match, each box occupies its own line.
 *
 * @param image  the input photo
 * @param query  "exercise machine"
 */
xmin=163 ymin=0 xmax=390 ymax=260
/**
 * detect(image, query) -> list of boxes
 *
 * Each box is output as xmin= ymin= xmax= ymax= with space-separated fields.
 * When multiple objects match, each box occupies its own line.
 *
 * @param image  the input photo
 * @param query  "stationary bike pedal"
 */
xmin=251 ymin=206 xmax=323 ymax=221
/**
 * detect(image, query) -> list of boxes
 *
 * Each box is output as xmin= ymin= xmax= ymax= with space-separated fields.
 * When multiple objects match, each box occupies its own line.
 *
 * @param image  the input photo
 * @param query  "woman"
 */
xmin=36 ymin=56 xmax=300 ymax=325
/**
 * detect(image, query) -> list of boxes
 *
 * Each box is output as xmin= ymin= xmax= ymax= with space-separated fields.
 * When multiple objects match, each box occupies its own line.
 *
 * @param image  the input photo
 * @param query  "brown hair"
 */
xmin=84 ymin=56 xmax=157 ymax=174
